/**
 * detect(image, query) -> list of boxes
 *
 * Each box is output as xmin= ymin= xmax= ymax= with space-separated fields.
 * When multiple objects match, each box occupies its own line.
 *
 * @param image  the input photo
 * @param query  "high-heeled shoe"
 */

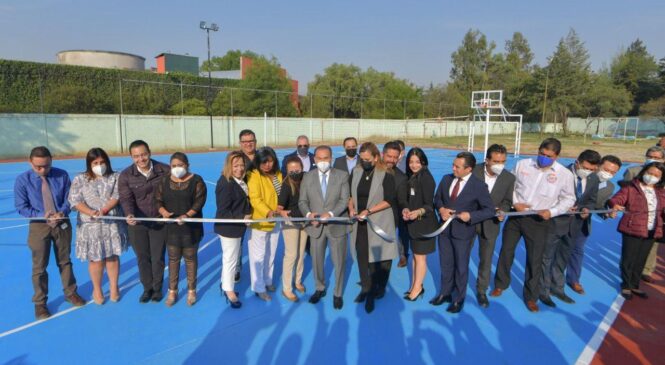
xmin=187 ymin=290 xmax=197 ymax=306
xmin=224 ymin=292 xmax=242 ymax=309
xmin=165 ymin=289 xmax=177 ymax=307
xmin=110 ymin=289 xmax=120 ymax=303
xmin=93 ymin=292 xmax=105 ymax=305
xmin=404 ymin=287 xmax=425 ymax=301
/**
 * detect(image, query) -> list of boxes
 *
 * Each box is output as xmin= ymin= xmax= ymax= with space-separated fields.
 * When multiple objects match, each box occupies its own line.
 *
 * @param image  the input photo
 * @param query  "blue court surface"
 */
xmin=0 ymin=147 xmax=629 ymax=365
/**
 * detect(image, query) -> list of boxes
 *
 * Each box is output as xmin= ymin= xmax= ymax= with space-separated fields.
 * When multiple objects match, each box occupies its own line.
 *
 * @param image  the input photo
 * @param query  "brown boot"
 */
xmin=165 ymin=289 xmax=177 ymax=307
xmin=187 ymin=290 xmax=197 ymax=306
xmin=35 ymin=304 xmax=51 ymax=320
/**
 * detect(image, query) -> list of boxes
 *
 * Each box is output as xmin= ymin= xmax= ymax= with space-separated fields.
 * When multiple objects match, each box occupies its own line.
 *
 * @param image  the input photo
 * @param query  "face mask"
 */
xmin=576 ymin=167 xmax=592 ymax=179
xmin=289 ymin=171 xmax=303 ymax=181
xmin=597 ymin=170 xmax=614 ymax=183
xmin=92 ymin=164 xmax=107 ymax=176
xmin=645 ymin=159 xmax=661 ymax=165
xmin=297 ymin=146 xmax=309 ymax=156
xmin=643 ymin=173 xmax=659 ymax=186
xmin=171 ymin=166 xmax=187 ymax=179
xmin=360 ymin=160 xmax=374 ymax=172
xmin=345 ymin=149 xmax=357 ymax=158
xmin=317 ymin=161 xmax=330 ymax=173
xmin=489 ymin=163 xmax=504 ymax=175
xmin=537 ymin=155 xmax=554 ymax=168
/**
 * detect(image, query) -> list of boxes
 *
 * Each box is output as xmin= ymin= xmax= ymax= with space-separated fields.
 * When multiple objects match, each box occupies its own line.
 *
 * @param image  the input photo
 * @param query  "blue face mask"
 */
xmin=537 ymin=154 xmax=554 ymax=168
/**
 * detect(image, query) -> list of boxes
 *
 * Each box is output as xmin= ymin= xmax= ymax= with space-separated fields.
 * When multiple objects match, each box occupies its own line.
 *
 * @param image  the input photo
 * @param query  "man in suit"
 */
xmin=540 ymin=150 xmax=600 ymax=308
xmin=431 ymin=152 xmax=496 ymax=313
xmin=333 ymin=137 xmax=358 ymax=174
xmin=382 ymin=141 xmax=410 ymax=268
xmin=299 ymin=145 xmax=350 ymax=309
xmin=471 ymin=144 xmax=515 ymax=308
xmin=623 ymin=146 xmax=664 ymax=284
xmin=281 ymin=135 xmax=315 ymax=176
xmin=567 ymin=155 xmax=622 ymax=294
xmin=394 ymin=139 xmax=407 ymax=174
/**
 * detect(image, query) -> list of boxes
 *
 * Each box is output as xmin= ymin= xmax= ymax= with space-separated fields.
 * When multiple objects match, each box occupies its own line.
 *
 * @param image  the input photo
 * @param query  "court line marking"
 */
xmin=204 ymin=180 xmax=217 ymax=186
xmin=0 ymin=223 xmax=29 ymax=231
xmin=0 ymin=235 xmax=219 ymax=339
xmin=574 ymin=294 xmax=625 ymax=365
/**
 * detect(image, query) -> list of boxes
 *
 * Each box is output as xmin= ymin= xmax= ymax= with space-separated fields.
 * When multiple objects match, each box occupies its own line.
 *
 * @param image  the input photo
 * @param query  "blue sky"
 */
xmin=1 ymin=0 xmax=664 ymax=93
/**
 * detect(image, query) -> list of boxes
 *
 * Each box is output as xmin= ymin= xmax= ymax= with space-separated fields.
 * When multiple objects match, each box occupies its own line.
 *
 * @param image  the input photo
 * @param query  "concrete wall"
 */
xmin=0 ymin=113 xmax=603 ymax=159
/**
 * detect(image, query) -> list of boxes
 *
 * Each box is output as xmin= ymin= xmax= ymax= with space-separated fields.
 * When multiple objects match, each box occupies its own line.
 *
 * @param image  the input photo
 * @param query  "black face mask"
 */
xmin=345 ymin=148 xmax=357 ymax=158
xmin=297 ymin=146 xmax=309 ymax=156
xmin=361 ymin=160 xmax=374 ymax=172
xmin=289 ymin=171 xmax=304 ymax=181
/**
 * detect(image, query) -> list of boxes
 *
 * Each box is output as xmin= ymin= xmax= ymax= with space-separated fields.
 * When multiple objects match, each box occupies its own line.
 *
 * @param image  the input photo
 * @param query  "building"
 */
xmin=57 ymin=50 xmax=145 ymax=70
xmin=155 ymin=53 xmax=199 ymax=75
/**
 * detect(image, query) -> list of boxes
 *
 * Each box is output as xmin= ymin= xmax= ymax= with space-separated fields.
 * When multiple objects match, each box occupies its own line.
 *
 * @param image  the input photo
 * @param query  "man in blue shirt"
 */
xmin=14 ymin=146 xmax=85 ymax=320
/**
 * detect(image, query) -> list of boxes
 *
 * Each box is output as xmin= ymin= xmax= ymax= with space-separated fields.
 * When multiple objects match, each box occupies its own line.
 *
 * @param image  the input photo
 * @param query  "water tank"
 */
xmin=57 ymin=50 xmax=145 ymax=71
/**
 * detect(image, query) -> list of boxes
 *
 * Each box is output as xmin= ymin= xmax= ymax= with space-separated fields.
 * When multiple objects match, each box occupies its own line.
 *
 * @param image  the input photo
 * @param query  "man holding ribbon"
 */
xmin=491 ymin=138 xmax=576 ymax=312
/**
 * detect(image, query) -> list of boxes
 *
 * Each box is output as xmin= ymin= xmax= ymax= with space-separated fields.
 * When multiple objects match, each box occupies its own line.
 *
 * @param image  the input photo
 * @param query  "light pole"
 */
xmin=200 ymin=21 xmax=219 ymax=149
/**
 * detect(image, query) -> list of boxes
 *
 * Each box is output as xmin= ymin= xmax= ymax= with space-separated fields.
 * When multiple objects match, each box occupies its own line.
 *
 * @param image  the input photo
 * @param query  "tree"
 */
xmin=584 ymin=71 xmax=632 ymax=118
xmin=170 ymin=98 xmax=208 ymax=116
xmin=610 ymin=39 xmax=660 ymax=115
xmin=450 ymin=29 xmax=495 ymax=101
xmin=200 ymin=50 xmax=260 ymax=71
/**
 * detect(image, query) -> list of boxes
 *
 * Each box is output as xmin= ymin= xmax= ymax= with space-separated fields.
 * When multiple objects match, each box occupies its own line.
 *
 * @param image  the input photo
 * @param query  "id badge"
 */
xmin=60 ymin=222 xmax=69 ymax=230
xmin=410 ymin=188 xmax=416 ymax=196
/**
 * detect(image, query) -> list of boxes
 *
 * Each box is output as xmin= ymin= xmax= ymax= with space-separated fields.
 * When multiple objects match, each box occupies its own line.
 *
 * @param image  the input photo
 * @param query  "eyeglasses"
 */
xmin=240 ymin=139 xmax=256 ymax=144
xmin=297 ymin=144 xmax=309 ymax=148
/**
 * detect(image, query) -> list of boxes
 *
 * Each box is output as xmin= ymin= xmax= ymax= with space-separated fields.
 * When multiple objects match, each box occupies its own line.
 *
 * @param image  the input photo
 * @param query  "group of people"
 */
xmin=13 ymin=129 xmax=663 ymax=320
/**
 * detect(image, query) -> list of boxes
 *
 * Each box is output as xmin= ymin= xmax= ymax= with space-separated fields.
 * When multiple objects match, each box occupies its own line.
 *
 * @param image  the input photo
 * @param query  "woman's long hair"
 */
xmin=85 ymin=147 xmax=113 ymax=180
xmin=253 ymin=147 xmax=280 ymax=176
xmin=358 ymin=142 xmax=386 ymax=171
xmin=222 ymin=151 xmax=246 ymax=182
xmin=282 ymin=155 xmax=304 ymax=195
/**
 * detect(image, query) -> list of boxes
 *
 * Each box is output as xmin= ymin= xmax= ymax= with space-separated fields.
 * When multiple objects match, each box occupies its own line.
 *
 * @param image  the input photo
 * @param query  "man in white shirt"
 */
xmin=491 ymin=138 xmax=576 ymax=313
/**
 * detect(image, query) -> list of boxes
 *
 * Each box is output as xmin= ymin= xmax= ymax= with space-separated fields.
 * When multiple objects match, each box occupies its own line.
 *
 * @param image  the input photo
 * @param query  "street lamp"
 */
xmin=200 ymin=21 xmax=219 ymax=149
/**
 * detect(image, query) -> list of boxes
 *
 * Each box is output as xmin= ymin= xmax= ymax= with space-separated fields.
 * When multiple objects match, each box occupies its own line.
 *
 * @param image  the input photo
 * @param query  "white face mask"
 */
xmin=92 ymin=164 xmax=106 ymax=177
xmin=576 ymin=168 xmax=592 ymax=179
xmin=489 ymin=163 xmax=505 ymax=175
xmin=597 ymin=170 xmax=614 ymax=183
xmin=317 ymin=161 xmax=330 ymax=173
xmin=645 ymin=158 xmax=662 ymax=165
xmin=171 ymin=166 xmax=187 ymax=179
xmin=643 ymin=173 xmax=659 ymax=186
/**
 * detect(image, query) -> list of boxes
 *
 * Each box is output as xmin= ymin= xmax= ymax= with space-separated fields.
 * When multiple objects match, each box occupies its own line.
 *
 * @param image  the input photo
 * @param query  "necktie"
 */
xmin=41 ymin=176 xmax=58 ymax=227
xmin=576 ymin=177 xmax=583 ymax=199
xmin=321 ymin=173 xmax=328 ymax=199
xmin=450 ymin=178 xmax=461 ymax=202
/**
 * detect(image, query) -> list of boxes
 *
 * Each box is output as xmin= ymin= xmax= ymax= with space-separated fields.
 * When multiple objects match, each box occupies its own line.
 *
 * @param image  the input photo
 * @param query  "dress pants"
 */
xmin=219 ymin=235 xmax=241 ymax=292
xmin=438 ymin=231 xmax=473 ymax=303
xmin=281 ymin=226 xmax=308 ymax=293
xmin=311 ymin=229 xmax=347 ymax=298
xmin=473 ymin=222 xmax=500 ymax=294
xmin=565 ymin=230 xmax=590 ymax=286
xmin=642 ymin=242 xmax=660 ymax=276
xmin=621 ymin=233 xmax=655 ymax=290
xmin=494 ymin=216 xmax=549 ymax=302
xmin=27 ymin=222 xmax=77 ymax=305
xmin=128 ymin=223 xmax=166 ymax=292
xmin=248 ymin=226 xmax=280 ymax=293
xmin=356 ymin=223 xmax=392 ymax=294
xmin=540 ymin=217 xmax=574 ymax=297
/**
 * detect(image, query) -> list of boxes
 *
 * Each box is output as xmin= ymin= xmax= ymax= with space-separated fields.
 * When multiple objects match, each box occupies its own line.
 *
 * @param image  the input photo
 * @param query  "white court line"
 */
xmin=0 ymin=235 xmax=219 ymax=339
xmin=0 ymin=189 xmax=14 ymax=192
xmin=575 ymin=294 xmax=625 ymax=365
xmin=204 ymin=180 xmax=217 ymax=186
xmin=0 ymin=223 xmax=29 ymax=231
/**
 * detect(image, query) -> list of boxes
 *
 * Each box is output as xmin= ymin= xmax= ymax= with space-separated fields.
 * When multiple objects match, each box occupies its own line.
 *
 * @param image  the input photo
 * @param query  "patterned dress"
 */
xmin=69 ymin=172 xmax=129 ymax=261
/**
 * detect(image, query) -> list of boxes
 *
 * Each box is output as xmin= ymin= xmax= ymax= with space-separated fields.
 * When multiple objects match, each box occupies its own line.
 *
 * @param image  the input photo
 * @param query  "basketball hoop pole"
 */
xmin=484 ymin=107 xmax=490 ymax=159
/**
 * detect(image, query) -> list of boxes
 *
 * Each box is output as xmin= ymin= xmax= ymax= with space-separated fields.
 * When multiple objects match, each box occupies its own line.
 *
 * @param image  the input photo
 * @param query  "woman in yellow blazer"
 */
xmin=247 ymin=147 xmax=283 ymax=301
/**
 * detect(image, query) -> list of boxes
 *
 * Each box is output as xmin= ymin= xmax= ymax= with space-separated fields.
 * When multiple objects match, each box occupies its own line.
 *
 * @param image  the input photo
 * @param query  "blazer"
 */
xmin=622 ymin=165 xmax=642 ymax=182
xmin=281 ymin=150 xmax=315 ymax=176
xmin=568 ymin=163 xmax=599 ymax=236
xmin=609 ymin=179 xmax=665 ymax=239
xmin=247 ymin=170 xmax=283 ymax=232
xmin=397 ymin=169 xmax=438 ymax=240
xmin=471 ymin=163 xmax=515 ymax=239
xmin=434 ymin=173 xmax=496 ymax=240
xmin=390 ymin=168 xmax=408 ymax=224
xmin=118 ymin=159 xmax=170 ymax=219
xmin=214 ymin=176 xmax=251 ymax=238
xmin=333 ymin=155 xmax=356 ymax=174
xmin=298 ymin=168 xmax=350 ymax=239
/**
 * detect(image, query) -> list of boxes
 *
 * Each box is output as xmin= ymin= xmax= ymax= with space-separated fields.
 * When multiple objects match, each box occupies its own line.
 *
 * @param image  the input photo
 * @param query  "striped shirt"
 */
xmin=272 ymin=175 xmax=282 ymax=196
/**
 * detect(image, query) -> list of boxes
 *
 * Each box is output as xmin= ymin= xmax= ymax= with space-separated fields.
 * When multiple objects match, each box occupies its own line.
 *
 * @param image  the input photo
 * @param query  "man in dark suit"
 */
xmin=431 ymin=152 xmax=495 ymax=313
xmin=566 ymin=155 xmax=622 ymax=294
xmin=281 ymin=135 xmax=315 ymax=176
xmin=333 ymin=137 xmax=358 ymax=174
xmin=540 ymin=150 xmax=600 ymax=307
xmin=471 ymin=144 xmax=515 ymax=308
xmin=382 ymin=141 xmax=410 ymax=268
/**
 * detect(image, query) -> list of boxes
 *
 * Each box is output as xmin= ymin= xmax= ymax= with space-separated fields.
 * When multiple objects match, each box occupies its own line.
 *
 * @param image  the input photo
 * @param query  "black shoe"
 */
xmin=621 ymin=290 xmax=633 ymax=300
xmin=354 ymin=292 xmax=368 ymax=303
xmin=365 ymin=295 xmax=375 ymax=313
xmin=552 ymin=291 xmax=576 ymax=304
xmin=477 ymin=293 xmax=489 ymax=308
xmin=151 ymin=290 xmax=163 ymax=302
xmin=309 ymin=290 xmax=326 ymax=304
xmin=139 ymin=289 xmax=153 ymax=303
xmin=429 ymin=294 xmax=452 ymax=306
xmin=333 ymin=296 xmax=343 ymax=310
xmin=234 ymin=272 xmax=241 ymax=283
xmin=224 ymin=292 xmax=242 ymax=309
xmin=35 ymin=304 xmax=51 ymax=320
xmin=539 ymin=295 xmax=557 ymax=308
xmin=375 ymin=288 xmax=386 ymax=300
xmin=404 ymin=287 xmax=425 ymax=301
xmin=631 ymin=290 xmax=649 ymax=299
xmin=446 ymin=300 xmax=464 ymax=313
